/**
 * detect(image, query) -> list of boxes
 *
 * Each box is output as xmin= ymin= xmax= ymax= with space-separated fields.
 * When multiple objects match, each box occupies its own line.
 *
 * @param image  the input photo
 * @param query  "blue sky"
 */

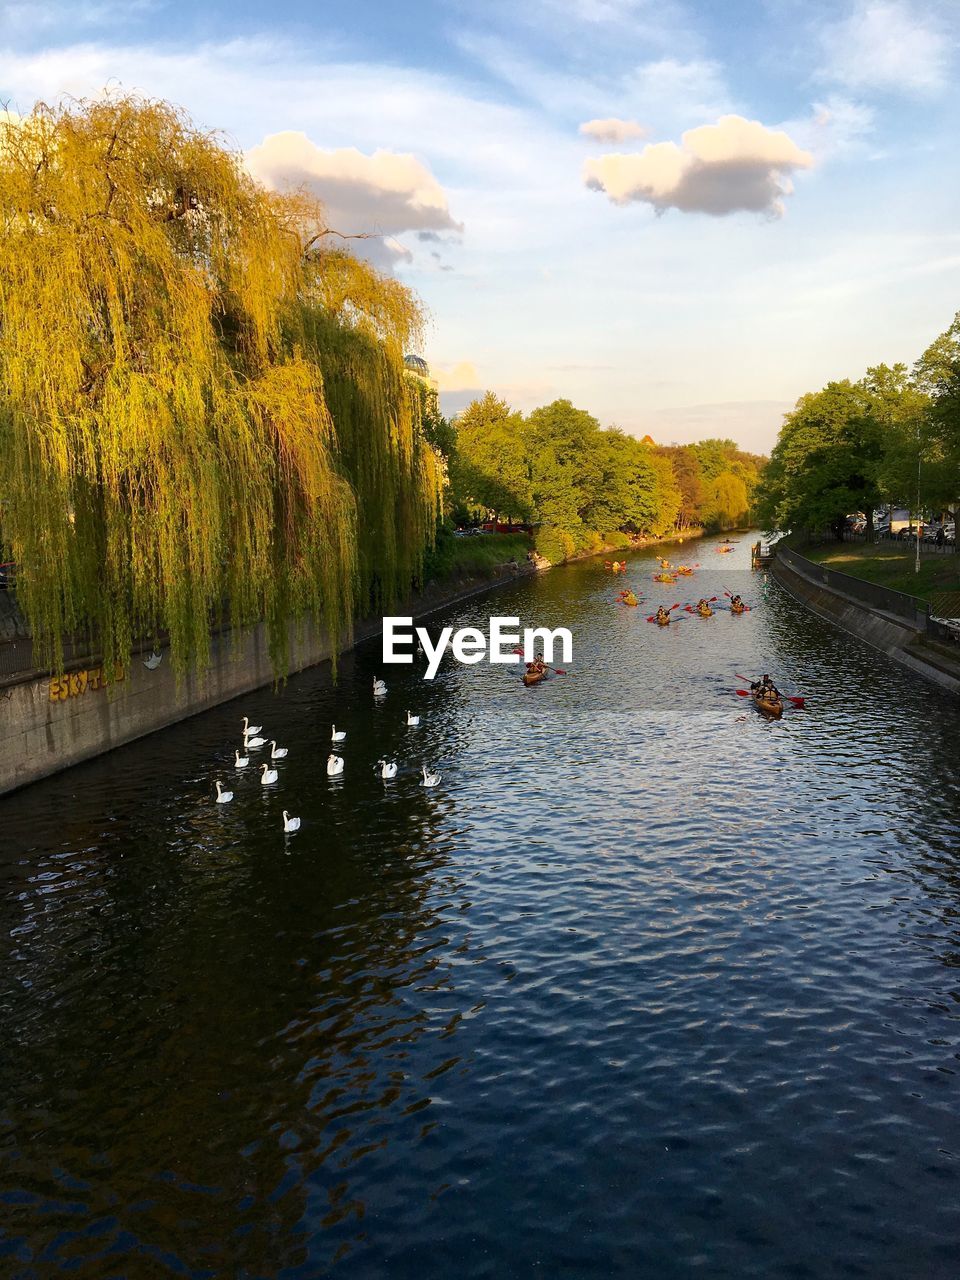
xmin=2 ymin=0 xmax=959 ymax=451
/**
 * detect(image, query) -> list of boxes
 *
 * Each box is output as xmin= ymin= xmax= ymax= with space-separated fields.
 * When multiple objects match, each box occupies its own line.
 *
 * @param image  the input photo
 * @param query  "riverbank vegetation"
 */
xmin=449 ymin=393 xmax=764 ymax=560
xmin=0 ymin=97 xmax=442 ymax=676
xmin=758 ymin=314 xmax=960 ymax=542
xmin=803 ymin=542 xmax=960 ymax=610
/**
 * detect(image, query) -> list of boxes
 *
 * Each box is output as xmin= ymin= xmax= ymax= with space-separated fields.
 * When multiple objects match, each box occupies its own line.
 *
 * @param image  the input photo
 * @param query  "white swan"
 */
xmin=373 ymin=677 xmax=387 ymax=696
xmin=270 ymin=741 xmax=288 ymax=759
xmin=331 ymin=725 xmax=346 ymax=742
xmin=406 ymin=711 xmax=420 ymax=726
xmin=420 ymin=765 xmax=441 ymax=788
xmin=244 ymin=732 xmax=267 ymax=750
xmin=143 ymin=650 xmax=163 ymax=671
xmin=242 ymin=716 xmax=262 ymax=736
xmin=260 ymin=763 xmax=278 ymax=785
xmin=327 ymin=754 xmax=344 ymax=777
xmin=234 ymin=750 xmax=249 ymax=769
xmin=215 ymin=780 xmax=233 ymax=804
xmin=377 ymin=759 xmax=398 ymax=779
xmin=282 ymin=811 xmax=301 ymax=833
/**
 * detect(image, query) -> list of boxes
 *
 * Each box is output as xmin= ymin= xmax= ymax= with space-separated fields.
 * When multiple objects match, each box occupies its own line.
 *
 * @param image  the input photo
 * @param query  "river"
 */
xmin=1 ymin=535 xmax=959 ymax=1278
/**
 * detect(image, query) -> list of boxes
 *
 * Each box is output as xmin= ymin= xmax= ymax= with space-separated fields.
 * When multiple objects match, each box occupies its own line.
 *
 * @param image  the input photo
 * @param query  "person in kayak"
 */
xmin=752 ymin=673 xmax=780 ymax=699
xmin=730 ymin=594 xmax=744 ymax=609
xmin=655 ymin=605 xmax=670 ymax=624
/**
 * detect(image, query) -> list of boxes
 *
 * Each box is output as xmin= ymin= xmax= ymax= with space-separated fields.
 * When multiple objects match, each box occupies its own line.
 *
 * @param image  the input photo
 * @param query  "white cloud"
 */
xmin=579 ymin=117 xmax=649 ymax=143
xmin=819 ymin=1 xmax=952 ymax=95
xmin=432 ymin=360 xmax=480 ymax=392
xmin=583 ymin=114 xmax=813 ymax=217
xmin=245 ymin=132 xmax=462 ymax=270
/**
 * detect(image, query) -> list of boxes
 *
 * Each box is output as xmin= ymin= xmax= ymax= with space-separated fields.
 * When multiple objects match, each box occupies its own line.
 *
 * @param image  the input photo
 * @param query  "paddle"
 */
xmin=512 ymin=648 xmax=567 ymax=674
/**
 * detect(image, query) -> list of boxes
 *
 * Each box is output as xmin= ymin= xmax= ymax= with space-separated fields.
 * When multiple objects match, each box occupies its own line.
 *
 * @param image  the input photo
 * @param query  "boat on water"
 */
xmin=753 ymin=690 xmax=783 ymax=718
xmin=696 ymin=605 xmax=713 ymax=617
xmin=731 ymin=602 xmax=746 ymax=615
xmin=653 ymin=573 xmax=676 ymax=583
xmin=523 ymin=668 xmax=547 ymax=687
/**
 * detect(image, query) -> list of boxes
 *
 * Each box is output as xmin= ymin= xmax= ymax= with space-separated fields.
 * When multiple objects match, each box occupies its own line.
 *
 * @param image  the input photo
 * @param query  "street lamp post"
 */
xmin=915 ymin=418 xmax=921 ymax=576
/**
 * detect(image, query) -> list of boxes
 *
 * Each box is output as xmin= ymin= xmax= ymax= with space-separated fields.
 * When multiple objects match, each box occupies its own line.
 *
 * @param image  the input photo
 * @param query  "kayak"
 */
xmin=730 ymin=603 xmax=746 ymax=615
xmin=523 ymin=668 xmax=547 ymax=687
xmin=676 ymin=566 xmax=694 ymax=575
xmin=621 ymin=592 xmax=639 ymax=607
xmin=653 ymin=573 xmax=676 ymax=583
xmin=656 ymin=615 xmax=671 ymax=626
xmin=696 ymin=606 xmax=713 ymax=617
xmin=753 ymin=691 xmax=783 ymax=718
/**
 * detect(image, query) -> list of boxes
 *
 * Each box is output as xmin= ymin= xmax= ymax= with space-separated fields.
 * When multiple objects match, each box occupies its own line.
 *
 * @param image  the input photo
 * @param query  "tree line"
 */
xmin=447 ymin=392 xmax=765 ymax=563
xmin=758 ymin=315 xmax=960 ymax=539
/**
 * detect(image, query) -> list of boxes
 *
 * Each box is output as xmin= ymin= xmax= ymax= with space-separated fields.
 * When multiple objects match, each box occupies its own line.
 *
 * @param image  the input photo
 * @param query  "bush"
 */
xmin=535 ymin=526 xmax=576 ymax=564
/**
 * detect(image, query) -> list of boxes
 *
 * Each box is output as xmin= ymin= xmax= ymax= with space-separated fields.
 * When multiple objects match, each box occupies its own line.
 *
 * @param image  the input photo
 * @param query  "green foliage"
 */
xmin=0 ymin=95 xmax=441 ymax=676
xmin=451 ymin=392 xmax=532 ymax=521
xmin=535 ymin=526 xmax=576 ymax=564
xmin=450 ymin=394 xmax=686 ymax=562
xmin=913 ymin=316 xmax=960 ymax=519
xmin=701 ymin=470 xmax=750 ymax=530
xmin=759 ymin=355 xmax=947 ymax=537
xmin=759 ymin=381 xmax=886 ymax=535
xmin=421 ymin=529 xmax=531 ymax=581
xmin=656 ymin=444 xmax=703 ymax=528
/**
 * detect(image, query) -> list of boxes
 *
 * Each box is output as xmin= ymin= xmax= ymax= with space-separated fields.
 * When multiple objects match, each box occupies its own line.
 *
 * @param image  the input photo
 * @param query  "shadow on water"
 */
xmin=1 ymin=535 xmax=960 ymax=1278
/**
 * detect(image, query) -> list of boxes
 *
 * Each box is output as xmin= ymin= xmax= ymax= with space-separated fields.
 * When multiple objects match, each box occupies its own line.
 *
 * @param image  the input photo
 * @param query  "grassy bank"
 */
xmin=803 ymin=541 xmax=960 ymax=613
xmin=422 ymin=530 xmax=533 ymax=582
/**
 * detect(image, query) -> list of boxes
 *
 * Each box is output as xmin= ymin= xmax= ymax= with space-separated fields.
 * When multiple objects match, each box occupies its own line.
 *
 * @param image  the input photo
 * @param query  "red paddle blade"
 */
xmin=735 ymin=688 xmax=751 ymax=696
xmin=786 ymin=696 xmax=805 ymax=707
xmin=646 ymin=616 xmax=655 ymax=621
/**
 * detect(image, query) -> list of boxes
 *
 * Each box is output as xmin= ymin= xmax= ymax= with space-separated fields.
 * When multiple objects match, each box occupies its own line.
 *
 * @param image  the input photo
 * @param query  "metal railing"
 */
xmin=776 ymin=546 xmax=932 ymax=627
xmin=838 ymin=527 xmax=957 ymax=553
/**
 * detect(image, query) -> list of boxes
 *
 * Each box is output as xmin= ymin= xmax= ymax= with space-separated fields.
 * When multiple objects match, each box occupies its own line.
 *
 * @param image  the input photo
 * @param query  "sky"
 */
xmin=2 ymin=0 xmax=959 ymax=452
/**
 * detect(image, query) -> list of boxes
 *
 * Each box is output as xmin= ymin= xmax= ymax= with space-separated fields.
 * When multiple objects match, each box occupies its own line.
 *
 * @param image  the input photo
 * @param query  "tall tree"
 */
xmin=0 ymin=96 xmax=441 ymax=674
xmin=759 ymin=381 xmax=883 ymax=538
xmin=451 ymin=392 xmax=532 ymax=521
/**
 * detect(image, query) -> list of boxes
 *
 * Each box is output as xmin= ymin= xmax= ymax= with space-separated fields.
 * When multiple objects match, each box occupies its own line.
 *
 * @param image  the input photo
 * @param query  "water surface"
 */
xmin=2 ymin=536 xmax=959 ymax=1278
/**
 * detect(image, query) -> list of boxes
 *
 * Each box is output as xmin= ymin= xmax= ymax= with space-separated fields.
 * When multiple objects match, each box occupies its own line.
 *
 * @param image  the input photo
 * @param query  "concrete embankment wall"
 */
xmin=0 ymin=563 xmax=533 ymax=798
xmin=771 ymin=547 xmax=960 ymax=695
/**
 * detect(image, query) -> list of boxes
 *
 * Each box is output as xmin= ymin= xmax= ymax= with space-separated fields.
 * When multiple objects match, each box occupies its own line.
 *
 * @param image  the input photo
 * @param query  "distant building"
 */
xmin=403 ymin=353 xmax=439 ymax=397
xmin=641 ymin=433 xmax=656 ymax=446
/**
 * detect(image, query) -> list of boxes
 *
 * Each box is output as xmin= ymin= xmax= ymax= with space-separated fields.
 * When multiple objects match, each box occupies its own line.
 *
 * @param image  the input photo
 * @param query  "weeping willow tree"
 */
xmin=0 ymin=96 xmax=440 ymax=676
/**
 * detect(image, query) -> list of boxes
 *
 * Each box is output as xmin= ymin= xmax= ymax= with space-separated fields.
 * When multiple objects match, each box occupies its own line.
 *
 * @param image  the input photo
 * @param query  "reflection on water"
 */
xmin=2 ymin=537 xmax=960 ymax=1278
